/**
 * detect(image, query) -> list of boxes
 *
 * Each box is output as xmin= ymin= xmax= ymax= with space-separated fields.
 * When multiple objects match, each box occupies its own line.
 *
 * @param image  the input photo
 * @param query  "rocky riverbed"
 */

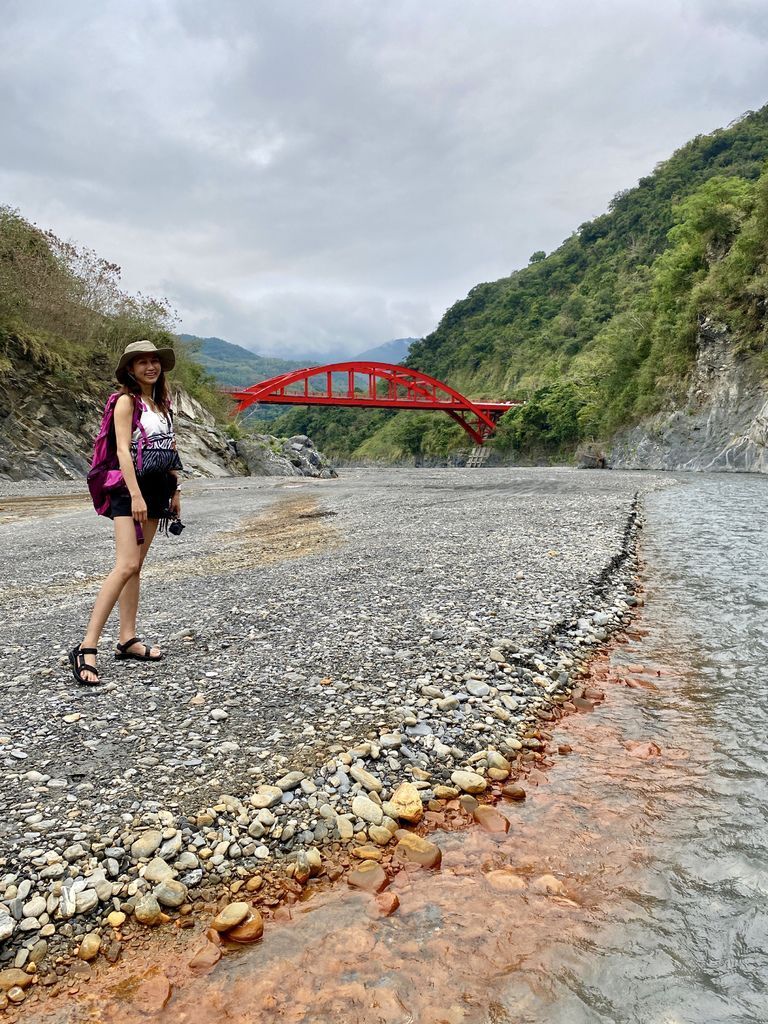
xmin=0 ymin=467 xmax=664 ymax=1007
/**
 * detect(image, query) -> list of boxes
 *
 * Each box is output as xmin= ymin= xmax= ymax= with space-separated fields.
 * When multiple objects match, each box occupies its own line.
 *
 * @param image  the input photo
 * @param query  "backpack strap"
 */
xmin=131 ymin=396 xmax=149 ymax=473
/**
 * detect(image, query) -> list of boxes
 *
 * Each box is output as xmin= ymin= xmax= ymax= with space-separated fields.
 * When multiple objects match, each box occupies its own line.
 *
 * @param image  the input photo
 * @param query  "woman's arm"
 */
xmin=114 ymin=395 xmax=147 ymax=523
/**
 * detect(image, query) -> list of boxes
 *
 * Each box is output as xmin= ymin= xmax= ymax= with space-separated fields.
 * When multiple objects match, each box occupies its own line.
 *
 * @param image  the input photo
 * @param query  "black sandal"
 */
xmin=115 ymin=637 xmax=163 ymax=662
xmin=69 ymin=645 xmax=100 ymax=686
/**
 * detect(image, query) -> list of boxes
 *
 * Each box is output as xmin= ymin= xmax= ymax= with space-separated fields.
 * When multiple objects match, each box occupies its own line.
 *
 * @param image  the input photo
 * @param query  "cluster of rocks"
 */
xmin=0 ymin=466 xmax=655 ymax=993
xmin=0 ymin=600 xmax=637 ymax=993
xmin=235 ymin=434 xmax=337 ymax=479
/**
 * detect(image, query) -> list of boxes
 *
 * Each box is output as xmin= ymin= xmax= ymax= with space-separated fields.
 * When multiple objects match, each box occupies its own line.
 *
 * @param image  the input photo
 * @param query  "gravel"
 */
xmin=0 ymin=466 xmax=665 ymax=972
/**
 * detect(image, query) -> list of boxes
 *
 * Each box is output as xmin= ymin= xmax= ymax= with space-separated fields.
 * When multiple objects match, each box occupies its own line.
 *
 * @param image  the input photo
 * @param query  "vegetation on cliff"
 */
xmin=0 ymin=208 xmax=225 ymax=416
xmin=270 ymin=106 xmax=768 ymax=461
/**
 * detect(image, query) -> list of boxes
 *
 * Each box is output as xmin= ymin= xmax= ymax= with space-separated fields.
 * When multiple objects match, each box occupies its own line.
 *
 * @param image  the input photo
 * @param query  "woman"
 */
xmin=70 ymin=340 xmax=183 ymax=685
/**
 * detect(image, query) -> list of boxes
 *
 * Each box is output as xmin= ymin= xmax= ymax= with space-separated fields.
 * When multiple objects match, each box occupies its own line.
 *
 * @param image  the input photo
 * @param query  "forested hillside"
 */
xmin=0 ymin=208 xmax=235 ymax=478
xmin=182 ymin=334 xmax=306 ymax=388
xmin=0 ymin=209 xmax=226 ymax=414
xmin=274 ymin=106 xmax=768 ymax=461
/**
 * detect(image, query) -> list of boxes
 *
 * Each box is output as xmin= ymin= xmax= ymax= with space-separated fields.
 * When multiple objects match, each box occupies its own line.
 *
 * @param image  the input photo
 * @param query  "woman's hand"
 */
xmin=170 ymin=490 xmax=181 ymax=518
xmin=131 ymin=493 xmax=148 ymax=524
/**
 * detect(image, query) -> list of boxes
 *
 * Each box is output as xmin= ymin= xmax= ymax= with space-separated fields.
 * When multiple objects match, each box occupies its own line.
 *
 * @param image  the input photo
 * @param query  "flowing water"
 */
xmin=26 ymin=474 xmax=768 ymax=1024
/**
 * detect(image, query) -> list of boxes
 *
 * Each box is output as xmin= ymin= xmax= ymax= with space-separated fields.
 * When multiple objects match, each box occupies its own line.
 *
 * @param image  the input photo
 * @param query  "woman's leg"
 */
xmin=80 ymin=518 xmax=144 ymax=681
xmin=117 ymin=519 xmax=160 ymax=657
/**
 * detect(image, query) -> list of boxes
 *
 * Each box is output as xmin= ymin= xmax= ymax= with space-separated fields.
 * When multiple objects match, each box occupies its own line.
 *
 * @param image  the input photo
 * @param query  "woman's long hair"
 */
xmin=117 ymin=362 xmax=172 ymax=418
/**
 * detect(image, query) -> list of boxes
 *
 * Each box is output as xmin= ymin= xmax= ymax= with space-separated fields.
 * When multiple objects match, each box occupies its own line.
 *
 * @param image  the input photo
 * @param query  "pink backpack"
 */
xmin=87 ymin=392 xmax=148 ymax=516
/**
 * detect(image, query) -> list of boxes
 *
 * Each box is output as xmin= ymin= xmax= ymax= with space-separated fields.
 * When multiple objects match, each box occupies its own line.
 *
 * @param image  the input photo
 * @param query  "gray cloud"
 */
xmin=2 ymin=0 xmax=767 ymax=356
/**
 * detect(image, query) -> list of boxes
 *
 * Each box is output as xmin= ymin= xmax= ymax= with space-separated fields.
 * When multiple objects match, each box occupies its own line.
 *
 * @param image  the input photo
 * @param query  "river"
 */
xmin=21 ymin=472 xmax=768 ymax=1023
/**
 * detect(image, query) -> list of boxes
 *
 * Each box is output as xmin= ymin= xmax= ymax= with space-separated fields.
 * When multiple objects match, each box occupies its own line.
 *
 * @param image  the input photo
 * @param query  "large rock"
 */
xmin=236 ymin=435 xmax=337 ymax=479
xmin=0 ymin=362 xmax=246 ymax=482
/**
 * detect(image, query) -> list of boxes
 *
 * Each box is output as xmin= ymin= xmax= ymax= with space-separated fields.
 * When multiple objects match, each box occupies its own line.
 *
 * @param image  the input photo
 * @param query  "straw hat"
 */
xmin=115 ymin=340 xmax=176 ymax=381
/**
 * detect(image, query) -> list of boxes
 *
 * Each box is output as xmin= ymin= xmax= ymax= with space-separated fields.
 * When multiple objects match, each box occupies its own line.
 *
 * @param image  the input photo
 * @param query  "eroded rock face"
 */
xmin=0 ymin=356 xmax=249 ymax=480
xmin=609 ymin=319 xmax=768 ymax=473
xmin=0 ymin=347 xmax=334 ymax=482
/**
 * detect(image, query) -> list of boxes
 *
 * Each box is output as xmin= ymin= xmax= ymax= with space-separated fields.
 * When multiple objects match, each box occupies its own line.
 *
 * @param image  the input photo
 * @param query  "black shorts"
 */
xmin=109 ymin=473 xmax=177 ymax=520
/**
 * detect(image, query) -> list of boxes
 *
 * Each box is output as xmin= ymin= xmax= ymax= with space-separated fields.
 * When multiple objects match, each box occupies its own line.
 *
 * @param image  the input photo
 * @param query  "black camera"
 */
xmin=169 ymin=519 xmax=185 ymax=536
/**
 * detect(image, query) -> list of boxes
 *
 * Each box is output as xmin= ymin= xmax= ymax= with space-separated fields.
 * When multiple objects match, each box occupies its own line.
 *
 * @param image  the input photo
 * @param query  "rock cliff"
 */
xmin=0 ymin=376 xmax=246 ymax=481
xmin=0 ymin=379 xmax=336 ymax=482
xmin=608 ymin=320 xmax=768 ymax=473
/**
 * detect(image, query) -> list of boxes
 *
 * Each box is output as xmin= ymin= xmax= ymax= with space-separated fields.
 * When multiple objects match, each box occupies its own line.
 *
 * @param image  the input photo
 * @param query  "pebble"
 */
xmin=372 ymin=892 xmax=400 ymax=917
xmin=153 ymin=880 xmax=187 ymax=908
xmin=133 ymin=894 xmax=164 ymax=926
xmin=107 ymin=911 xmax=126 ymax=929
xmin=212 ymin=902 xmax=250 ymax=932
xmin=531 ymin=874 xmax=566 ymax=895
xmin=347 ymin=862 xmax=388 ymax=893
xmin=393 ymin=831 xmax=442 ymax=869
xmin=336 ymin=815 xmax=355 ymax=839
xmin=250 ymin=786 xmax=283 ymax=809
xmin=78 ymin=932 xmax=101 ymax=961
xmin=144 ymin=857 xmax=175 ymax=883
xmin=501 ymin=784 xmax=527 ymax=801
xmin=389 ymin=782 xmax=424 ymax=824
xmin=349 ymin=765 xmax=383 ymax=793
xmin=368 ymin=825 xmax=394 ymax=846
xmin=0 ymin=969 xmax=33 ymax=992
xmin=188 ymin=941 xmax=222 ymax=971
xmin=74 ymin=889 xmax=99 ymax=914
xmin=351 ymin=794 xmax=383 ymax=826
xmin=21 ymin=897 xmax=46 ymax=919
xmin=226 ymin=910 xmax=264 ymax=943
xmin=451 ymin=770 xmax=487 ymax=794
xmin=130 ymin=831 xmax=163 ymax=860
xmin=473 ymin=805 xmax=510 ymax=834
xmin=485 ymin=870 xmax=526 ymax=893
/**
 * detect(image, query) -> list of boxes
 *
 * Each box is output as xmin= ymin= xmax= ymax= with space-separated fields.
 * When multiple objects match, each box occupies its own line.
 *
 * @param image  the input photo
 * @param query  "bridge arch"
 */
xmin=228 ymin=361 xmax=520 ymax=445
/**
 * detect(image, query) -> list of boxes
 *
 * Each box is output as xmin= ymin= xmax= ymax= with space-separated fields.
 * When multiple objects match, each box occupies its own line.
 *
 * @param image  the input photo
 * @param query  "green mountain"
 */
xmin=275 ymin=105 xmax=768 ymax=462
xmin=180 ymin=334 xmax=307 ymax=388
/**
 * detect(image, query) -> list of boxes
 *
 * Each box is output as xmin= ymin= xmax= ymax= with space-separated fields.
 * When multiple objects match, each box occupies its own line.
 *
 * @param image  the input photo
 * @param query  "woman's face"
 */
xmin=129 ymin=354 xmax=162 ymax=385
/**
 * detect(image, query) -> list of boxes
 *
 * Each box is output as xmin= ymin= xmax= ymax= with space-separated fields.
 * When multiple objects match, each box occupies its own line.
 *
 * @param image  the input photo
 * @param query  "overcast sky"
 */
xmin=2 ymin=0 xmax=768 ymax=357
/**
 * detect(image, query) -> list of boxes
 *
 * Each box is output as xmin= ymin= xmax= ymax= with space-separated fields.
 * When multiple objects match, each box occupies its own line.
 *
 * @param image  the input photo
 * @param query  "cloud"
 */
xmin=2 ymin=0 xmax=767 ymax=356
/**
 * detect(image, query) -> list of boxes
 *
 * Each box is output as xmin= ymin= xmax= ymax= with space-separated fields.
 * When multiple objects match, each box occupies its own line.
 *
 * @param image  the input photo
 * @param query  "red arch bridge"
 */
xmin=227 ymin=361 xmax=521 ymax=445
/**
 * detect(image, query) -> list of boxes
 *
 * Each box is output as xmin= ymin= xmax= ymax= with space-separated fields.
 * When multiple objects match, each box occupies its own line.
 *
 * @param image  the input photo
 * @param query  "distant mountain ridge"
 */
xmin=181 ymin=334 xmax=417 ymax=390
xmin=354 ymin=337 xmax=416 ymax=363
